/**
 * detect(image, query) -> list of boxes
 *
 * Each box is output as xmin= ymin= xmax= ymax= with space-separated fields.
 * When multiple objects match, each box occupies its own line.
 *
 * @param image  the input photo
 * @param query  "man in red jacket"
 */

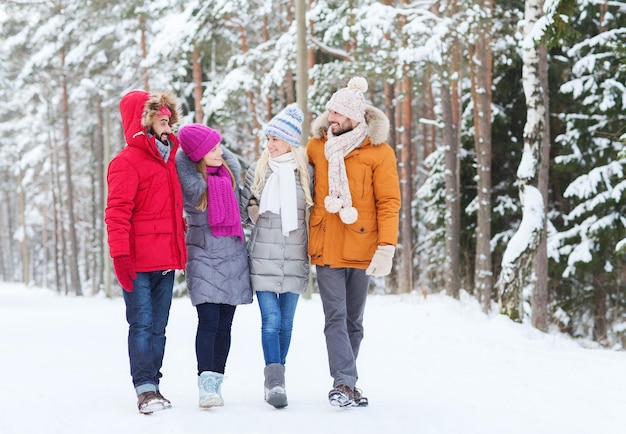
xmin=105 ymin=90 xmax=187 ymax=414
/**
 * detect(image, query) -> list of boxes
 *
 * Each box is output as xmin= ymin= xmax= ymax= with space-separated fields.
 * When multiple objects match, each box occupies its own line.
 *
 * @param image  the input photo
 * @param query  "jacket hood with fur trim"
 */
xmin=310 ymin=105 xmax=390 ymax=145
xmin=120 ymin=90 xmax=180 ymax=147
xmin=142 ymin=91 xmax=180 ymax=129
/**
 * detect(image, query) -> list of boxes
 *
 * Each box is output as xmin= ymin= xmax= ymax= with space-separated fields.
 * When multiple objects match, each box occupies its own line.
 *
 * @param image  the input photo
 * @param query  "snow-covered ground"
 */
xmin=0 ymin=282 xmax=624 ymax=434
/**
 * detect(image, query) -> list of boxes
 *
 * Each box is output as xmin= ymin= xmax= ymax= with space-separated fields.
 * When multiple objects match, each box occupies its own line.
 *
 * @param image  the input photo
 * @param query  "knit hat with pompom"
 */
xmin=264 ymin=104 xmax=304 ymax=146
xmin=178 ymin=124 xmax=222 ymax=163
xmin=325 ymin=76 xmax=368 ymax=123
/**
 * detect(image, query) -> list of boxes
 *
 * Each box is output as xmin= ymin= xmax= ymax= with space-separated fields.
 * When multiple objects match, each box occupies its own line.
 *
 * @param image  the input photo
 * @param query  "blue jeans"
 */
xmin=196 ymin=303 xmax=236 ymax=375
xmin=122 ymin=270 xmax=174 ymax=395
xmin=256 ymin=291 xmax=300 ymax=366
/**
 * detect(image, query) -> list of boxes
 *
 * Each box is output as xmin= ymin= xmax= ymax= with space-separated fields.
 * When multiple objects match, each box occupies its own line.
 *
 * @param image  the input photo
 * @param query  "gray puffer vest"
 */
xmin=176 ymin=148 xmax=253 ymax=307
xmin=240 ymin=161 xmax=311 ymax=294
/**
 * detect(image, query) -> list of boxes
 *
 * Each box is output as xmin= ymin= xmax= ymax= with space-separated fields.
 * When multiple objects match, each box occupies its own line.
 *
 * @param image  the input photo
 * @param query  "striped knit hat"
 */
xmin=264 ymin=104 xmax=303 ymax=146
xmin=326 ymin=76 xmax=368 ymax=123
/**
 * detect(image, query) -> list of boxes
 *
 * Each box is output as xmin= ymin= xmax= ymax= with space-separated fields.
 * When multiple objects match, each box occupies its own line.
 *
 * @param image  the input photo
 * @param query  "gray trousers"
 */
xmin=316 ymin=266 xmax=370 ymax=389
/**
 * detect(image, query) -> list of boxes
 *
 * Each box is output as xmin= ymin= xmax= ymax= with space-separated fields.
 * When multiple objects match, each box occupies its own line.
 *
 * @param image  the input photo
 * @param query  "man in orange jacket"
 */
xmin=306 ymin=77 xmax=401 ymax=407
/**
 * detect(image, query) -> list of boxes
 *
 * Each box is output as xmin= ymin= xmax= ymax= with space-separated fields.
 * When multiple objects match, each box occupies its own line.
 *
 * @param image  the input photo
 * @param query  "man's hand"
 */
xmin=365 ymin=245 xmax=395 ymax=277
xmin=113 ymin=255 xmax=136 ymax=292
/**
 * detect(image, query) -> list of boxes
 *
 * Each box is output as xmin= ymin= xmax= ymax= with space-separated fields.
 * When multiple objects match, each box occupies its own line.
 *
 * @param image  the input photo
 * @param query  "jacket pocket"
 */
xmin=308 ymin=213 xmax=324 ymax=259
xmin=133 ymin=218 xmax=173 ymax=235
xmin=342 ymin=219 xmax=377 ymax=261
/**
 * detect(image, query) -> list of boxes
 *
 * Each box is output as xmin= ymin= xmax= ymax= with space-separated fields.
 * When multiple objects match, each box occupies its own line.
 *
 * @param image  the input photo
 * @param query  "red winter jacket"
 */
xmin=105 ymin=90 xmax=187 ymax=272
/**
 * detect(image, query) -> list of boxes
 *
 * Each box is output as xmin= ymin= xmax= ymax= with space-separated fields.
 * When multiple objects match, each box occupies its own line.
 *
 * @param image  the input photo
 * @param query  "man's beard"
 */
xmin=331 ymin=123 xmax=354 ymax=136
xmin=158 ymin=133 xmax=171 ymax=145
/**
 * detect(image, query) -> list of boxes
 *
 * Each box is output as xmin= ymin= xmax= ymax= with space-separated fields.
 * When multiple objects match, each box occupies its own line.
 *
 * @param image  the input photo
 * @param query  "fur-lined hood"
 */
xmin=120 ymin=90 xmax=180 ymax=147
xmin=142 ymin=91 xmax=180 ymax=129
xmin=310 ymin=105 xmax=390 ymax=145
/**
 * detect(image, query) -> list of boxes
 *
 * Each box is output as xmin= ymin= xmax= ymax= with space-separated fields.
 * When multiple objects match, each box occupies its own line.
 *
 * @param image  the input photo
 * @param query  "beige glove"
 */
xmin=248 ymin=198 xmax=260 ymax=224
xmin=365 ymin=245 xmax=395 ymax=276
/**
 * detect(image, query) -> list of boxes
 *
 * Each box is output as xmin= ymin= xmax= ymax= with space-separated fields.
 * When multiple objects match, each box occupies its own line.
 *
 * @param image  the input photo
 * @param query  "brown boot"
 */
xmin=155 ymin=391 xmax=172 ymax=409
xmin=328 ymin=384 xmax=354 ymax=407
xmin=137 ymin=391 xmax=165 ymax=414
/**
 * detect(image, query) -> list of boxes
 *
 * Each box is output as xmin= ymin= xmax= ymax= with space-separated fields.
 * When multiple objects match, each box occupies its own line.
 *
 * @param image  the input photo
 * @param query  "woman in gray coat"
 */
xmin=240 ymin=105 xmax=312 ymax=408
xmin=176 ymin=124 xmax=252 ymax=409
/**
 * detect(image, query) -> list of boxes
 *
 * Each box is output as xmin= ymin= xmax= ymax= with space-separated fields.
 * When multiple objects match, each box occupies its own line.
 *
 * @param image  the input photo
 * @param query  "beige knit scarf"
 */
xmin=323 ymin=122 xmax=367 ymax=224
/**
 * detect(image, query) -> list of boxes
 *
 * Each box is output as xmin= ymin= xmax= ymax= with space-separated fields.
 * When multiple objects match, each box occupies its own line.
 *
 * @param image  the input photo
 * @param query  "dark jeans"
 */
xmin=316 ymin=266 xmax=370 ymax=389
xmin=256 ymin=291 xmax=300 ymax=366
xmin=122 ymin=270 xmax=174 ymax=395
xmin=195 ymin=302 xmax=236 ymax=375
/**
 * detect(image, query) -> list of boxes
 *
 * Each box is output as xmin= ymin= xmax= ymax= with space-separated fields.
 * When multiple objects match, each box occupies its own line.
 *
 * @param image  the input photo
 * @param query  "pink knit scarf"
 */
xmin=206 ymin=166 xmax=244 ymax=240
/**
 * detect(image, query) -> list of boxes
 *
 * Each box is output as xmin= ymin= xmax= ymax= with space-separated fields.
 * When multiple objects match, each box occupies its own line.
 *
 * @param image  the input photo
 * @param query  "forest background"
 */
xmin=0 ymin=0 xmax=624 ymax=347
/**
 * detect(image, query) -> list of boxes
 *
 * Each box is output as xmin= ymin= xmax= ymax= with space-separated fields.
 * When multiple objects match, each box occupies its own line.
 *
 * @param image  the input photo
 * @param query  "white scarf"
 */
xmin=259 ymin=152 xmax=298 ymax=236
xmin=323 ymin=122 xmax=368 ymax=224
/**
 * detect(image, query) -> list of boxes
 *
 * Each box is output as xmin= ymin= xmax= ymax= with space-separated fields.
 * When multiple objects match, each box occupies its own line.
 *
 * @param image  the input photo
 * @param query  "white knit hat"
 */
xmin=325 ymin=77 xmax=368 ymax=123
xmin=263 ymin=104 xmax=304 ymax=146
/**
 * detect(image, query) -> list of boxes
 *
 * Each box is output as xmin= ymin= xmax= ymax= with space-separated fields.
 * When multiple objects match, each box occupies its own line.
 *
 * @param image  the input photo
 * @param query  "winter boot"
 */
xmin=328 ymin=384 xmax=355 ymax=407
xmin=155 ymin=390 xmax=172 ymax=409
xmin=264 ymin=363 xmax=288 ymax=408
xmin=137 ymin=391 xmax=165 ymax=414
xmin=198 ymin=371 xmax=225 ymax=408
xmin=353 ymin=387 xmax=369 ymax=407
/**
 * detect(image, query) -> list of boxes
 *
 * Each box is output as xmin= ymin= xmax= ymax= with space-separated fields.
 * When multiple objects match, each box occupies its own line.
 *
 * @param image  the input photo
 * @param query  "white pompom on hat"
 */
xmin=325 ymin=76 xmax=368 ymax=123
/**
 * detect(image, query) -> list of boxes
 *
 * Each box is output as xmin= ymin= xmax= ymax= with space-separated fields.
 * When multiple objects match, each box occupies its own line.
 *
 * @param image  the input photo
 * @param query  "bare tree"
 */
xmin=498 ymin=0 xmax=546 ymax=320
xmin=468 ymin=0 xmax=494 ymax=312
xmin=440 ymin=0 xmax=462 ymax=299
xmin=532 ymin=42 xmax=550 ymax=331
xmin=295 ymin=0 xmax=309 ymax=144
xmin=60 ymin=47 xmax=83 ymax=296
xmin=192 ymin=44 xmax=204 ymax=123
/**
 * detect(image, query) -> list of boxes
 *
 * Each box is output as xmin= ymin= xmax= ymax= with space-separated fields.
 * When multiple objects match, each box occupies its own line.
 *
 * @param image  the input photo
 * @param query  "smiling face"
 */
xmin=202 ymin=143 xmax=223 ymax=167
xmin=327 ymin=110 xmax=359 ymax=136
xmin=266 ymin=135 xmax=292 ymax=158
xmin=152 ymin=116 xmax=172 ymax=143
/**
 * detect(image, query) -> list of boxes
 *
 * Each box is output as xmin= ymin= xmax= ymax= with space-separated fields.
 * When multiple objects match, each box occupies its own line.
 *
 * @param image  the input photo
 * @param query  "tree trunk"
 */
xmin=440 ymin=0 xmax=462 ymax=298
xmin=61 ymin=48 xmax=82 ymax=296
xmin=93 ymin=93 xmax=105 ymax=295
xmin=18 ymin=169 xmax=29 ymax=284
xmin=237 ymin=24 xmax=261 ymax=157
xmin=295 ymin=0 xmax=309 ymax=145
xmin=532 ymin=43 xmax=550 ymax=331
xmin=468 ymin=0 xmax=494 ymax=312
xmin=103 ymin=100 xmax=112 ymax=297
xmin=422 ymin=66 xmax=436 ymax=158
xmin=139 ymin=14 xmax=149 ymax=91
xmin=49 ymin=131 xmax=62 ymax=293
xmin=498 ymin=0 xmax=546 ymax=320
xmin=593 ymin=276 xmax=608 ymax=342
xmin=399 ymin=75 xmax=413 ymax=294
xmin=192 ymin=44 xmax=204 ymax=123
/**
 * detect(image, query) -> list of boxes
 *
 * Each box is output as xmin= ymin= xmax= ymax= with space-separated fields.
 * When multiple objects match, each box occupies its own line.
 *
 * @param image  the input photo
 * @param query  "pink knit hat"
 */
xmin=325 ymin=76 xmax=368 ymax=123
xmin=178 ymin=124 xmax=222 ymax=163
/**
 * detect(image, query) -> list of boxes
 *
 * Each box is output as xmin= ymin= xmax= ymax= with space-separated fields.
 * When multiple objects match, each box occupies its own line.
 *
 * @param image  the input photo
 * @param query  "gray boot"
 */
xmin=264 ymin=363 xmax=288 ymax=408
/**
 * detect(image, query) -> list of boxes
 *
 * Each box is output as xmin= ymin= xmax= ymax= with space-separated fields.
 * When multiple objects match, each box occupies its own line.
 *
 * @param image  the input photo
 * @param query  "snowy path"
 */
xmin=0 ymin=282 xmax=624 ymax=434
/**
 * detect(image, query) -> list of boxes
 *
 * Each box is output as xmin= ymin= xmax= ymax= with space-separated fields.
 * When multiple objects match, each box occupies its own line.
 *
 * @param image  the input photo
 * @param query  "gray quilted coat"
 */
xmin=176 ymin=148 xmax=253 ymax=307
xmin=240 ymin=161 xmax=311 ymax=294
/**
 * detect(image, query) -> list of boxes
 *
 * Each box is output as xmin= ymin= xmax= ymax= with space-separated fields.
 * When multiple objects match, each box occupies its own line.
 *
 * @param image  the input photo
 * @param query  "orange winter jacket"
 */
xmin=306 ymin=107 xmax=401 ymax=269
